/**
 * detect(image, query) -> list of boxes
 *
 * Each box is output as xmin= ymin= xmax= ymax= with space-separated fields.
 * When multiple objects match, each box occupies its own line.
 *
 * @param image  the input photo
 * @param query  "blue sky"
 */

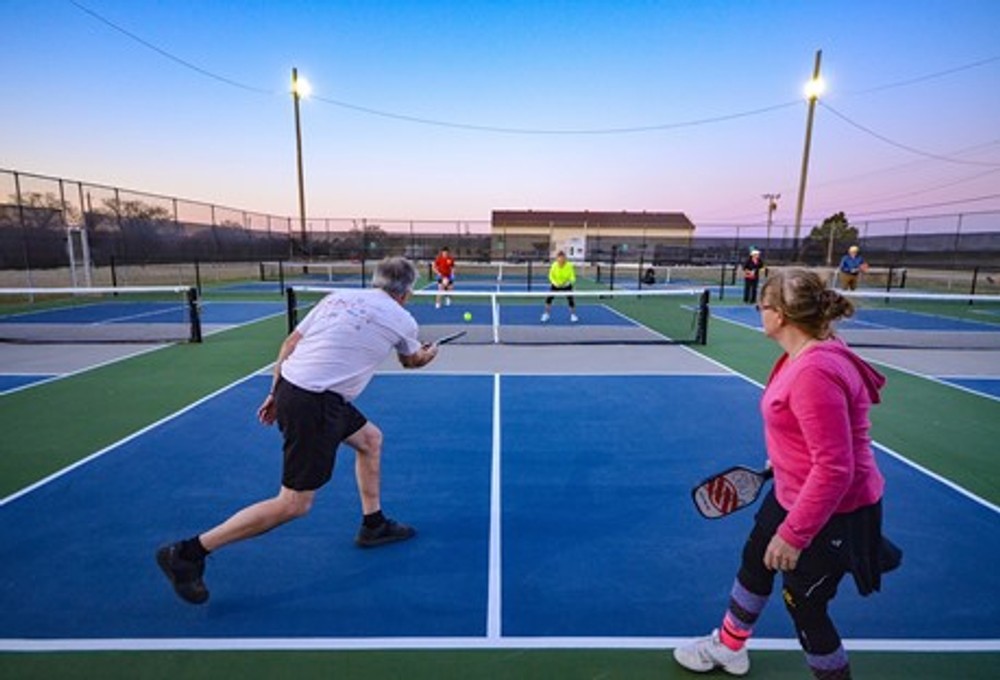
xmin=2 ymin=0 xmax=999 ymax=229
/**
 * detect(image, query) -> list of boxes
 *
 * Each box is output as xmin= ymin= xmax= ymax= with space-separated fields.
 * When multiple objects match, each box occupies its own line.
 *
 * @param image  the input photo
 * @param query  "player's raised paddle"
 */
xmin=433 ymin=330 xmax=467 ymax=346
xmin=692 ymin=465 xmax=773 ymax=519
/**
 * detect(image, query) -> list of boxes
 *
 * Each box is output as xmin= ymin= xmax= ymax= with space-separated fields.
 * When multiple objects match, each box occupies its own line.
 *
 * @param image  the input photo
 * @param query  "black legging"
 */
xmin=545 ymin=284 xmax=575 ymax=308
xmin=734 ymin=492 xmax=849 ymax=659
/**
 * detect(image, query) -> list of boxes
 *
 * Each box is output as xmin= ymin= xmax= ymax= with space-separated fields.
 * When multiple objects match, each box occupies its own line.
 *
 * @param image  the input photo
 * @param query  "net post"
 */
xmin=609 ymin=246 xmax=617 ymax=290
xmin=186 ymin=287 xmax=203 ymax=343
xmin=491 ymin=293 xmax=500 ymax=344
xmin=286 ymin=287 xmax=298 ymax=334
xmin=696 ymin=288 xmax=710 ymax=345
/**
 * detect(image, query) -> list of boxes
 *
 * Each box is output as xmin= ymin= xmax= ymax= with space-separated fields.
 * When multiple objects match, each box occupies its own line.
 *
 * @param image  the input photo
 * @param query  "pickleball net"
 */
xmin=0 ymin=286 xmax=202 ymax=344
xmin=834 ymin=289 xmax=1000 ymax=350
xmin=260 ymin=261 xmax=369 ymax=288
xmin=286 ymin=286 xmax=710 ymax=345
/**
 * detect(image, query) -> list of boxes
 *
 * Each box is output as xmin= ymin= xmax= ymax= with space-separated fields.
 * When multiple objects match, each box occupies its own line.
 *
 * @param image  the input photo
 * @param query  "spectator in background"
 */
xmin=838 ymin=245 xmax=867 ymax=291
xmin=742 ymin=248 xmax=766 ymax=303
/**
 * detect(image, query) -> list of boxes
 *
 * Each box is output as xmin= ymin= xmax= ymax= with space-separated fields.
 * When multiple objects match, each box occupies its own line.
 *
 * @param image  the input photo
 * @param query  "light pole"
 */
xmin=792 ymin=50 xmax=824 ymax=261
xmin=291 ymin=68 xmax=311 ymax=256
xmin=762 ymin=193 xmax=780 ymax=254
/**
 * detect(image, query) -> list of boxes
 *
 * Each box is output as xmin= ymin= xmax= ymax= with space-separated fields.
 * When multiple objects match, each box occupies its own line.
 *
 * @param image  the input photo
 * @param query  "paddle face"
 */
xmin=434 ymin=330 xmax=467 ymax=346
xmin=692 ymin=465 xmax=773 ymax=519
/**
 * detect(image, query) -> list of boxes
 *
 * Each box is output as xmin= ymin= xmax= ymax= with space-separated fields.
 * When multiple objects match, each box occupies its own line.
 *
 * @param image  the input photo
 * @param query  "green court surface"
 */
xmin=1 ymin=292 xmax=998 ymax=678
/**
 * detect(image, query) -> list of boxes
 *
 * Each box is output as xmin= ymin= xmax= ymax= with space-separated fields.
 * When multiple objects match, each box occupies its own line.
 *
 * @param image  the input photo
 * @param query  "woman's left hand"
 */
xmin=764 ymin=534 xmax=802 ymax=572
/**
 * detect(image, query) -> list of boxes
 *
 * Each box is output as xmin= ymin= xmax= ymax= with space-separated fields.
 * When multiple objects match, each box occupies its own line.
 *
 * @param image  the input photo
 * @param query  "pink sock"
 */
xmin=720 ymin=614 xmax=751 ymax=651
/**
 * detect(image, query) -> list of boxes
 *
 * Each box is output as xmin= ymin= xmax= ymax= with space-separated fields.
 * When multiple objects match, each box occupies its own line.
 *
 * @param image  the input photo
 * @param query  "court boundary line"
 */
xmin=0 ymin=369 xmax=267 ymax=508
xmin=487 ymin=374 xmax=502 ymax=639
xmin=0 ymin=310 xmax=284 ymax=397
xmin=2 ymin=636 xmax=997 ymax=653
xmin=0 ymin=346 xmax=164 ymax=397
xmin=867 ymin=359 xmax=1000 ymax=404
xmin=711 ymin=310 xmax=1000 ymax=401
xmin=2 ymin=367 xmax=996 ymax=652
xmin=682 ymin=313 xmax=1000 ymax=516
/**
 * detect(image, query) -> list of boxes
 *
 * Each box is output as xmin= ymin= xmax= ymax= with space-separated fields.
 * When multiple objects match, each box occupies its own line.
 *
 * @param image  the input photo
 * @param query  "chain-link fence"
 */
xmin=3 ymin=168 xmax=998 ymax=289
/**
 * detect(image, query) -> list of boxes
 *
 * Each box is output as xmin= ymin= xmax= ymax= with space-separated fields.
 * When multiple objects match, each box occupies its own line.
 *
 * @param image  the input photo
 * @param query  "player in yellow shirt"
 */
xmin=541 ymin=250 xmax=578 ymax=323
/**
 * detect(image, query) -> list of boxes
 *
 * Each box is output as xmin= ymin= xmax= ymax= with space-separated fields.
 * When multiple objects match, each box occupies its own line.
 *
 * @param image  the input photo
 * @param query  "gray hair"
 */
xmin=372 ymin=256 xmax=417 ymax=297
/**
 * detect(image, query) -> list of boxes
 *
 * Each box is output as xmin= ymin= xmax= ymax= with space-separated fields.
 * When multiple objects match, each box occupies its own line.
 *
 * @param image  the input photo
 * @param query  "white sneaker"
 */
xmin=673 ymin=629 xmax=749 ymax=676
xmin=570 ymin=313 xmax=579 ymax=323
xmin=435 ymin=302 xmax=441 ymax=309
xmin=540 ymin=313 xmax=550 ymax=323
xmin=445 ymin=297 xmax=452 ymax=306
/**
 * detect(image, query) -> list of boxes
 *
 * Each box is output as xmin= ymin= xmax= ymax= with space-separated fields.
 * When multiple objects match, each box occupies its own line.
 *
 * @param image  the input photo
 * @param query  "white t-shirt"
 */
xmin=280 ymin=288 xmax=422 ymax=401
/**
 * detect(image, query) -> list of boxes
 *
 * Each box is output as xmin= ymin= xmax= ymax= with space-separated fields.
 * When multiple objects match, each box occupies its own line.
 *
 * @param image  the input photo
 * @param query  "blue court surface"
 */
xmin=1 ymin=372 xmax=997 ymax=648
xmin=0 ymin=300 xmax=285 ymax=326
xmin=409 ymin=302 xmax=629 ymax=327
xmin=216 ymin=278 xmax=367 ymax=294
xmin=713 ymin=304 xmax=1000 ymax=334
xmin=0 ymin=374 xmax=53 ymax=394
xmin=939 ymin=377 xmax=1000 ymax=399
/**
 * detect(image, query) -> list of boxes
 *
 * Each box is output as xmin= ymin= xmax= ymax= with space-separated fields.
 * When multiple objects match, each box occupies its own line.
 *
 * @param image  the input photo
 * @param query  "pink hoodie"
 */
xmin=761 ymin=338 xmax=886 ymax=550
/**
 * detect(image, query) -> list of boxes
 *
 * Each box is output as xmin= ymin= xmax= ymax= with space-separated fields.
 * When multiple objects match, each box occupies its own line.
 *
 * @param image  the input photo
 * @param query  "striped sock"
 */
xmin=806 ymin=646 xmax=851 ymax=679
xmin=719 ymin=578 xmax=769 ymax=651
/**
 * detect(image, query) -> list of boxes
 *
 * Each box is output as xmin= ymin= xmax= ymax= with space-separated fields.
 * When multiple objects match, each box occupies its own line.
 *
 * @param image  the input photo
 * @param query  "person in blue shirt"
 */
xmin=838 ymin=245 xmax=866 ymax=291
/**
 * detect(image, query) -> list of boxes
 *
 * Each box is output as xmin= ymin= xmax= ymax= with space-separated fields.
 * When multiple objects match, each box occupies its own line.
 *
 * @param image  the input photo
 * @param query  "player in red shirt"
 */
xmin=433 ymin=246 xmax=455 ymax=308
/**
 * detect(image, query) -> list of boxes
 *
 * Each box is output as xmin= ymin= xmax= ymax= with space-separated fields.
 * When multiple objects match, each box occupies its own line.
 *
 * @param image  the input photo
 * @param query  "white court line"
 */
xmin=91 ymin=303 xmax=187 ymax=326
xmin=869 ymin=360 xmax=1000 ymax=404
xmin=0 ymin=345 xmax=165 ymax=397
xmin=0 ymin=369 xmax=267 ymax=508
xmin=487 ymin=373 xmax=502 ymax=640
xmin=0 ymin=310 xmax=285 ymax=397
xmin=1 ymin=636 xmax=997 ymax=653
xmin=698 ymin=313 xmax=1000 ymax=516
xmin=2 ymin=352 xmax=996 ymax=653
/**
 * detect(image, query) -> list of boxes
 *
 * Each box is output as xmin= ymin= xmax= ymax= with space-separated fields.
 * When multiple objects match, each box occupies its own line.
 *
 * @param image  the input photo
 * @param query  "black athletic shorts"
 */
xmin=273 ymin=378 xmax=368 ymax=491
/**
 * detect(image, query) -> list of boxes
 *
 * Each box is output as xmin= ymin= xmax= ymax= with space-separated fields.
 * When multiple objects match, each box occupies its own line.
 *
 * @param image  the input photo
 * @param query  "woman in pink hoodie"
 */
xmin=674 ymin=268 xmax=899 ymax=679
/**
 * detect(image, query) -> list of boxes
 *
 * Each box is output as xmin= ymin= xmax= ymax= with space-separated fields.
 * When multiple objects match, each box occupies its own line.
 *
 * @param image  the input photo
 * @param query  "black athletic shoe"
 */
xmin=355 ymin=518 xmax=416 ymax=548
xmin=156 ymin=543 xmax=209 ymax=604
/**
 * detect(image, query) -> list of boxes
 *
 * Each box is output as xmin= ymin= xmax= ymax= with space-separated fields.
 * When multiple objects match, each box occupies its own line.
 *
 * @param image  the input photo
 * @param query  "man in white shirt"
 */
xmin=157 ymin=257 xmax=438 ymax=605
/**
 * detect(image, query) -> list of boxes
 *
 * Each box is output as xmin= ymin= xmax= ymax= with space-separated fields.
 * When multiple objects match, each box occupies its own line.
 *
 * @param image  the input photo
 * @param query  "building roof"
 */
xmin=492 ymin=210 xmax=695 ymax=231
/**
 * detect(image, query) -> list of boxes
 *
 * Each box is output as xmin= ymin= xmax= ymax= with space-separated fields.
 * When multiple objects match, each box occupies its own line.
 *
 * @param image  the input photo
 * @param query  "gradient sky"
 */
xmin=2 ymin=0 xmax=999 ymax=231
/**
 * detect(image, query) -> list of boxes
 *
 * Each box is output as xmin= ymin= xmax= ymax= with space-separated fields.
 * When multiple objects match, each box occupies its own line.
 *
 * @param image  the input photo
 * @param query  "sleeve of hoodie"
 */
xmin=777 ymin=360 xmax=856 ymax=550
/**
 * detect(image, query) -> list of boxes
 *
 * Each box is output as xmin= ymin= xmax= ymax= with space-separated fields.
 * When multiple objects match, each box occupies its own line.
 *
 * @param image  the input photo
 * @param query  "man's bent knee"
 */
xmin=349 ymin=423 xmax=383 ymax=456
xmin=278 ymin=487 xmax=315 ymax=519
